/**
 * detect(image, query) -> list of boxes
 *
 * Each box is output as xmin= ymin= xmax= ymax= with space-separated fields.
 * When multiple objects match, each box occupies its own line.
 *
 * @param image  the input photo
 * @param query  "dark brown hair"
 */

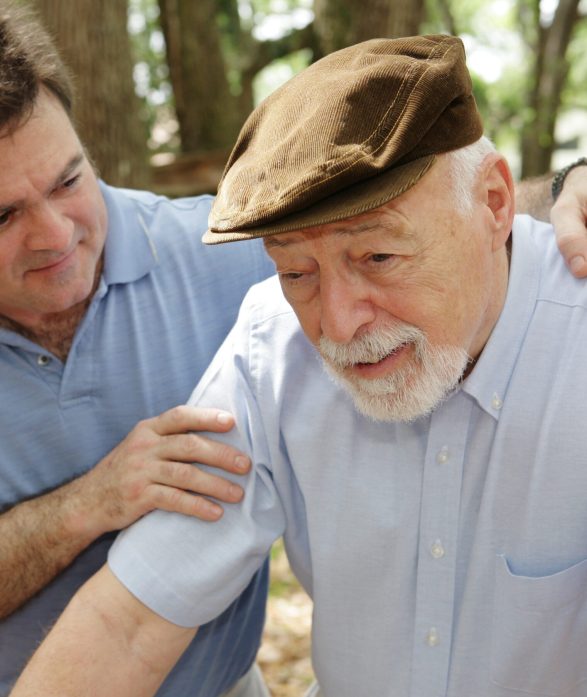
xmin=0 ymin=1 xmax=73 ymax=133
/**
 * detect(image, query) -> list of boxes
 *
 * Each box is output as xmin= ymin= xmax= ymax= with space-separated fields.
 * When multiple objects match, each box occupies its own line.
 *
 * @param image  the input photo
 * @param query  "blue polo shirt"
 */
xmin=0 ymin=183 xmax=275 ymax=696
xmin=112 ymin=215 xmax=587 ymax=696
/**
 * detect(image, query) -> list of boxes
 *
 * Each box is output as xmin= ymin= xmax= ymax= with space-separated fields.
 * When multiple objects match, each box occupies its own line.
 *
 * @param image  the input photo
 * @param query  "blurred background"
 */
xmin=27 ymin=0 xmax=587 ymax=196
xmin=23 ymin=1 xmax=587 ymax=694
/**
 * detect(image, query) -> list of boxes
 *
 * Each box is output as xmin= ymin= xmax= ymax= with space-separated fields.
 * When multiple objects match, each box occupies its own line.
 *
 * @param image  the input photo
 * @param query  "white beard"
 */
xmin=319 ymin=322 xmax=470 ymax=423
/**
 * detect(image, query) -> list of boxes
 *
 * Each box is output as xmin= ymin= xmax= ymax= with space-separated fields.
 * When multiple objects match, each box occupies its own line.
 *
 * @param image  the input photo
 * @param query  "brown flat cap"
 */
xmin=204 ymin=34 xmax=483 ymax=244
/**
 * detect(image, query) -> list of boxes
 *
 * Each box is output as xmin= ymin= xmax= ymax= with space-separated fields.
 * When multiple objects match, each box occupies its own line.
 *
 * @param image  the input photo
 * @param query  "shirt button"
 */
xmin=37 ymin=355 xmax=51 ymax=366
xmin=491 ymin=393 xmax=503 ymax=410
xmin=425 ymin=627 xmax=440 ymax=647
xmin=430 ymin=541 xmax=445 ymax=559
xmin=436 ymin=446 xmax=450 ymax=464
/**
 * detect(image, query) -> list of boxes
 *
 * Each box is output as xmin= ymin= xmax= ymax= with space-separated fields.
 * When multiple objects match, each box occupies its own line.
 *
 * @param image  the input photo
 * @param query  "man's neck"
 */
xmin=0 ymin=257 xmax=104 ymax=362
xmin=466 ymin=242 xmax=511 ymax=375
xmin=0 ymin=298 xmax=92 ymax=362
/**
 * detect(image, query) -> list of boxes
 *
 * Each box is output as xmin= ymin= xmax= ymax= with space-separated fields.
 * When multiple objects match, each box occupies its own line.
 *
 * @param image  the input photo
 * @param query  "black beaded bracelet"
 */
xmin=551 ymin=156 xmax=587 ymax=201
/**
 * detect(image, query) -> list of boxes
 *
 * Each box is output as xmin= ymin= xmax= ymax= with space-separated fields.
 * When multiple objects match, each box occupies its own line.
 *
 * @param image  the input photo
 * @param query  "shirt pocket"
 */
xmin=491 ymin=554 xmax=587 ymax=696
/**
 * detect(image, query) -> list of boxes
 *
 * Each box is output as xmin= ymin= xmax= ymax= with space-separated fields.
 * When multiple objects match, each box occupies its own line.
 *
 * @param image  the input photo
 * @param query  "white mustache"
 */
xmin=318 ymin=322 xmax=470 ymax=422
xmin=319 ymin=323 xmax=424 ymax=368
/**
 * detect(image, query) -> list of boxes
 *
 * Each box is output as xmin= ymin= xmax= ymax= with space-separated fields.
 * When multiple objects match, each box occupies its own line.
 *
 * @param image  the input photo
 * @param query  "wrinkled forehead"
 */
xmin=263 ymin=207 xmax=403 ymax=249
xmin=261 ymin=157 xmax=454 ymax=253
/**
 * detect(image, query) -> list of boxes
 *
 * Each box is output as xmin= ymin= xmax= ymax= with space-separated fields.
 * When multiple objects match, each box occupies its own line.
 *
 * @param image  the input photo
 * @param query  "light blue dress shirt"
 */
xmin=111 ymin=215 xmax=587 ymax=697
xmin=0 ymin=183 xmax=275 ymax=696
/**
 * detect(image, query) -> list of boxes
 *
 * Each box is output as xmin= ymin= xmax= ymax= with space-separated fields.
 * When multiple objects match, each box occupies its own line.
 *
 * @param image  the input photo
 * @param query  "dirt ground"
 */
xmin=258 ymin=541 xmax=315 ymax=696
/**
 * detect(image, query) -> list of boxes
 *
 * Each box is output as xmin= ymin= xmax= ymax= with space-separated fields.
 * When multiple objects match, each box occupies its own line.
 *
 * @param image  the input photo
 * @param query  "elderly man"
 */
xmin=11 ymin=35 xmax=587 ymax=697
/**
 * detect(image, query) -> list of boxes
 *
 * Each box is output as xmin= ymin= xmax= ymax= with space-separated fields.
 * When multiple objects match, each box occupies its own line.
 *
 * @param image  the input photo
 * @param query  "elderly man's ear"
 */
xmin=479 ymin=154 xmax=515 ymax=251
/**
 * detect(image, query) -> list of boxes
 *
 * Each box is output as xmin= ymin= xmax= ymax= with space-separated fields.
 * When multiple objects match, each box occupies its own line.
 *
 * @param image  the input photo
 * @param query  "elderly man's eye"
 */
xmin=370 ymin=253 xmax=394 ymax=263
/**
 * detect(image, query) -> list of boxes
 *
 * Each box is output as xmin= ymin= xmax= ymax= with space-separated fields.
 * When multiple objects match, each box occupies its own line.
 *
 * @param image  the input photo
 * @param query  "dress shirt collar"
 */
xmin=463 ymin=215 xmax=542 ymax=420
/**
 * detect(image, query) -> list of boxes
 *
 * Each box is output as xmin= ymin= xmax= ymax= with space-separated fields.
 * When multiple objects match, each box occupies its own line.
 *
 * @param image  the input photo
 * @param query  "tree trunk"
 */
xmin=313 ymin=0 xmax=424 ymax=55
xmin=33 ymin=0 xmax=150 ymax=188
xmin=158 ymin=0 xmax=241 ymax=153
xmin=520 ymin=0 xmax=581 ymax=178
xmin=386 ymin=0 xmax=425 ymax=38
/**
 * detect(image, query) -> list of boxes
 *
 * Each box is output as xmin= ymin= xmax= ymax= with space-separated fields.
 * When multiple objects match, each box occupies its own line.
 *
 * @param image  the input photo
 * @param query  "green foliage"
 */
xmin=254 ymin=47 xmax=312 ymax=103
xmin=128 ymin=0 xmax=316 ymax=153
xmin=128 ymin=0 xmax=178 ymax=153
xmin=216 ymin=0 xmax=245 ymax=41
xmin=424 ymin=0 xmax=587 ymax=170
xmin=565 ymin=20 xmax=587 ymax=109
xmin=221 ymin=0 xmax=314 ymax=99
xmin=423 ymin=0 xmax=531 ymax=158
xmin=127 ymin=0 xmax=586 ymax=167
xmin=269 ymin=539 xmax=300 ymax=597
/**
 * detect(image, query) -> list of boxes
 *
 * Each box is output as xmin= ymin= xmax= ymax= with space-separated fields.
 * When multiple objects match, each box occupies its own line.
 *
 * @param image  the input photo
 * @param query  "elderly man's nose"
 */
xmin=319 ymin=279 xmax=375 ymax=344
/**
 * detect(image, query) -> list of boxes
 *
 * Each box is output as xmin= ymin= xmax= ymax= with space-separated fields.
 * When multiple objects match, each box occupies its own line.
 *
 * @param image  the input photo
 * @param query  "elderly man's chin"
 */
xmin=318 ymin=326 xmax=470 ymax=423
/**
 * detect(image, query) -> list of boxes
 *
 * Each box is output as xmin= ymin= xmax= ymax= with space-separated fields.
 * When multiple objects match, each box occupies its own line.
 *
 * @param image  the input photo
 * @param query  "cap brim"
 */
xmin=203 ymin=154 xmax=436 ymax=244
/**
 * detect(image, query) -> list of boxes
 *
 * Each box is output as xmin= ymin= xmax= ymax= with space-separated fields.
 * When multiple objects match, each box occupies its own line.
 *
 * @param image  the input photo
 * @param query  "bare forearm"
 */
xmin=10 ymin=566 xmax=196 ymax=697
xmin=0 ymin=477 xmax=100 ymax=618
xmin=0 ymin=406 xmax=251 ymax=618
xmin=514 ymin=174 xmax=553 ymax=221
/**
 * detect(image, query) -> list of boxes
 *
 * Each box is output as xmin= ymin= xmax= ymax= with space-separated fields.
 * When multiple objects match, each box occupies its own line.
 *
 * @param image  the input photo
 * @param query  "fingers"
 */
xmin=84 ymin=406 xmax=252 ymax=529
xmin=158 ymin=460 xmax=245 ymax=504
xmin=151 ymin=405 xmax=237 ymax=436
xmin=149 ymin=406 xmax=252 ymax=475
xmin=149 ymin=485 xmax=226 ymax=521
xmin=148 ymin=462 xmax=249 ymax=521
xmin=551 ymin=165 xmax=587 ymax=278
xmin=551 ymin=199 xmax=587 ymax=277
xmin=159 ymin=431 xmax=251 ymax=475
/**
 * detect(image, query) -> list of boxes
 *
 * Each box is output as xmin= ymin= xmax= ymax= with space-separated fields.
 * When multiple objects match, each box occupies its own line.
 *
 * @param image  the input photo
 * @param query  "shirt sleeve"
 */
xmin=107 ymin=298 xmax=286 ymax=628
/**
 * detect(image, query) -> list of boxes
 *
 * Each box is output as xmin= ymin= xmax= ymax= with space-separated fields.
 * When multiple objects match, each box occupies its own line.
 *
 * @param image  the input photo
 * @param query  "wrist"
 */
xmin=57 ymin=474 xmax=106 ymax=544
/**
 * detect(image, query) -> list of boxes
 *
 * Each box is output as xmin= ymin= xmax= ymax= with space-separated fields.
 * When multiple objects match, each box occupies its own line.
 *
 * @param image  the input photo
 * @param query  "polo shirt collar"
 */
xmin=100 ymin=181 xmax=159 ymax=286
xmin=463 ymin=215 xmax=541 ymax=420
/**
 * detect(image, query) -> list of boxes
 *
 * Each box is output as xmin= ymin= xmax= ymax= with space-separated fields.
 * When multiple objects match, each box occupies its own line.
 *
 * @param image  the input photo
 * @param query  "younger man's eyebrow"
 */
xmin=51 ymin=153 xmax=84 ymax=190
xmin=0 ymin=153 xmax=85 ymax=213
